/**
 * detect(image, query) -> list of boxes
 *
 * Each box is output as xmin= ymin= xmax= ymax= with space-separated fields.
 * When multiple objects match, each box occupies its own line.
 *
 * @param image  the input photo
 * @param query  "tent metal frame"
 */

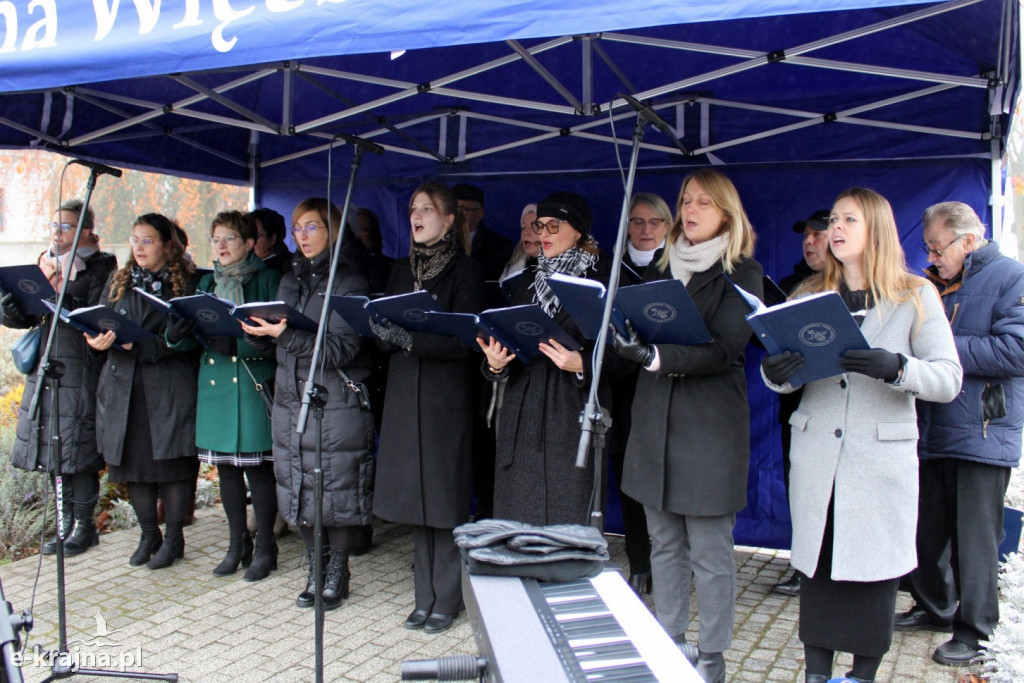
xmin=0 ymin=0 xmax=1012 ymax=230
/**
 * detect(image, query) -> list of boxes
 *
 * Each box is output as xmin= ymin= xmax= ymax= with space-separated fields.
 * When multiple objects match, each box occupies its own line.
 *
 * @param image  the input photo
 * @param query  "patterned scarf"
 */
xmin=213 ymin=252 xmax=265 ymax=304
xmin=668 ymin=234 xmax=729 ymax=285
xmin=531 ymin=246 xmax=599 ymax=315
xmin=410 ymin=229 xmax=461 ymax=291
xmin=130 ymin=263 xmax=170 ymax=297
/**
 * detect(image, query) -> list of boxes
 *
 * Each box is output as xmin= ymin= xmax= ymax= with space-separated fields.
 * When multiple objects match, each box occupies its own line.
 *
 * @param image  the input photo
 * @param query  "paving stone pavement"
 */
xmin=0 ymin=509 xmax=984 ymax=682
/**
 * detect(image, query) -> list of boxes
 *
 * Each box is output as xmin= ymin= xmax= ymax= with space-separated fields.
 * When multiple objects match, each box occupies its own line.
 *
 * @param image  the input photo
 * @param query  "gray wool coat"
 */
xmin=765 ymin=283 xmax=962 ymax=582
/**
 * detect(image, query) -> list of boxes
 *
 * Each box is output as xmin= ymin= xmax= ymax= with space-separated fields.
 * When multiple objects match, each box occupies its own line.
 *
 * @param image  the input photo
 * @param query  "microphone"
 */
xmin=616 ymin=93 xmax=690 ymax=155
xmin=334 ymin=133 xmax=385 ymax=156
xmin=70 ymin=158 xmax=123 ymax=178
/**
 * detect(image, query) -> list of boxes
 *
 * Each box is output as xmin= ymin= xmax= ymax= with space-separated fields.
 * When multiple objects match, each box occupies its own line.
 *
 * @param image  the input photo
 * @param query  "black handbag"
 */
xmin=240 ymin=359 xmax=275 ymax=419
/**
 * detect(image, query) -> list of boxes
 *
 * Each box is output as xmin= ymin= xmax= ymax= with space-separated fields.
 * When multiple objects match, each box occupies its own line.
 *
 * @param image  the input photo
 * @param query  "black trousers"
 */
xmin=909 ymin=458 xmax=1011 ymax=649
xmin=411 ymin=525 xmax=463 ymax=615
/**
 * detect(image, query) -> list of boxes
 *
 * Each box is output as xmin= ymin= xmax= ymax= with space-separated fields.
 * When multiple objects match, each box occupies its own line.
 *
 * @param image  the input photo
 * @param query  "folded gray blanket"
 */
xmin=454 ymin=519 xmax=609 ymax=581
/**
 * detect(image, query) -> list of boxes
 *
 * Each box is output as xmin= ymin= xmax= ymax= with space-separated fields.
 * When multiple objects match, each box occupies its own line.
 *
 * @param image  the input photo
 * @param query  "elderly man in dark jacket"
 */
xmin=895 ymin=201 xmax=1024 ymax=667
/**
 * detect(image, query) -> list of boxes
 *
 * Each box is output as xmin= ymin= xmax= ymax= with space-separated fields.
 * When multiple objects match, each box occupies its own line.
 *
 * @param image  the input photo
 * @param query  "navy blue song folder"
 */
xmin=230 ymin=300 xmax=319 ymax=333
xmin=42 ymin=300 xmax=153 ymax=344
xmin=0 ymin=264 xmax=56 ymax=316
xmin=734 ymin=287 xmax=870 ymax=387
xmin=136 ymin=289 xmax=244 ymax=339
xmin=546 ymin=274 xmax=712 ymax=346
xmin=421 ymin=305 xmax=582 ymax=364
xmin=326 ymin=290 xmax=441 ymax=337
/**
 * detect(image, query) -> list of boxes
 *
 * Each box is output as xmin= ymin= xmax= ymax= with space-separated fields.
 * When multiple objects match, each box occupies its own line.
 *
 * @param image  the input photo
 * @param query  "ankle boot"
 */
xmin=63 ymin=518 xmax=99 ymax=557
xmin=212 ymin=531 xmax=253 ymax=576
xmin=41 ymin=503 xmax=74 ymax=556
xmin=695 ymin=650 xmax=726 ymax=683
xmin=244 ymin=537 xmax=278 ymax=582
xmin=805 ymin=675 xmax=829 ymax=683
xmin=322 ymin=549 xmax=350 ymax=611
xmin=129 ymin=529 xmax=162 ymax=567
xmin=147 ymin=530 xmax=184 ymax=570
xmin=296 ymin=546 xmax=318 ymax=608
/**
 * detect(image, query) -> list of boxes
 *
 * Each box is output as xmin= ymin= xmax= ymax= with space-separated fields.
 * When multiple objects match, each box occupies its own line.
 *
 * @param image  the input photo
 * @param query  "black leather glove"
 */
xmin=840 ymin=348 xmax=902 ymax=382
xmin=762 ymin=351 xmax=805 ymax=385
xmin=165 ymin=316 xmax=198 ymax=344
xmin=207 ymin=335 xmax=237 ymax=357
xmin=369 ymin=316 xmax=413 ymax=351
xmin=611 ymin=320 xmax=655 ymax=368
xmin=1 ymin=292 xmax=27 ymax=327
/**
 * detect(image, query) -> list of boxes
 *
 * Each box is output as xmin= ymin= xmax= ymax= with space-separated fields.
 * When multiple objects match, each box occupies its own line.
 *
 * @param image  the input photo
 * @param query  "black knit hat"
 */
xmin=536 ymin=192 xmax=592 ymax=238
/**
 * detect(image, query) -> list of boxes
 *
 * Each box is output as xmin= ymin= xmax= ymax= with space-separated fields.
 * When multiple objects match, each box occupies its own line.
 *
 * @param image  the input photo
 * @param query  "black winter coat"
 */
xmin=373 ymin=252 xmax=485 ymax=528
xmin=95 ymin=271 xmax=201 ymax=465
xmin=490 ymin=256 xmax=629 ymax=526
xmin=269 ymin=249 xmax=375 ymax=528
xmin=10 ymin=251 xmax=117 ymax=473
xmin=622 ymin=256 xmax=763 ymax=516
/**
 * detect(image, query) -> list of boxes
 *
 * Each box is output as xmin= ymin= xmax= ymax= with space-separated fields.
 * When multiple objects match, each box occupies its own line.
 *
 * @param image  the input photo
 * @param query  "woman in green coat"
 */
xmin=192 ymin=211 xmax=282 ymax=581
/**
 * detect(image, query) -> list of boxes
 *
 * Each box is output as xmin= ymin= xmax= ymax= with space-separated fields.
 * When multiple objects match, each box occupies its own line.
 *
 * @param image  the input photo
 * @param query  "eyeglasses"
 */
xmin=47 ymin=222 xmax=75 ymax=233
xmin=129 ymin=235 xmax=157 ymax=246
xmin=628 ymin=217 xmax=668 ymax=230
xmin=209 ymin=234 xmax=241 ymax=247
xmin=920 ymin=234 xmax=964 ymax=258
xmin=531 ymin=219 xmax=565 ymax=235
xmin=291 ymin=222 xmax=323 ymax=236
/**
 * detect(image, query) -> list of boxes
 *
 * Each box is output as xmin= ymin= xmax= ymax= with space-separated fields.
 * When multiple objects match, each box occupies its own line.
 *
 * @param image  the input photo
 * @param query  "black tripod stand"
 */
xmin=575 ymin=97 xmax=688 ymax=528
xmin=24 ymin=163 xmax=176 ymax=682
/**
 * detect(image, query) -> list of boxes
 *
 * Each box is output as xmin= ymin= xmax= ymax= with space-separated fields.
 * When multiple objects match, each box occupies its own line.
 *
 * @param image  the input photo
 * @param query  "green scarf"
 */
xmin=213 ymin=251 xmax=265 ymax=304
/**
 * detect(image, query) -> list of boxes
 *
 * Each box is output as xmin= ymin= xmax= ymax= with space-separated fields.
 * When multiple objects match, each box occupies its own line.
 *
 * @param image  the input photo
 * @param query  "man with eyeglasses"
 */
xmin=452 ymin=183 xmax=514 ymax=521
xmin=453 ymin=184 xmax=513 ymax=282
xmin=894 ymin=201 xmax=1024 ymax=667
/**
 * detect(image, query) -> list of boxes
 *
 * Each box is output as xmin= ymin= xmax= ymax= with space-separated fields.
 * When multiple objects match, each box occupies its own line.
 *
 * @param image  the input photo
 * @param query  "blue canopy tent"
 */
xmin=0 ymin=0 xmax=1018 ymax=547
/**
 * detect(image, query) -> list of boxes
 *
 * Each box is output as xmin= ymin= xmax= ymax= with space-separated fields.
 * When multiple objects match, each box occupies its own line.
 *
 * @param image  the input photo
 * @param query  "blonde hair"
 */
xmin=795 ymin=187 xmax=926 ymax=320
xmin=657 ymin=169 xmax=756 ymax=273
xmin=292 ymin=197 xmax=343 ymax=243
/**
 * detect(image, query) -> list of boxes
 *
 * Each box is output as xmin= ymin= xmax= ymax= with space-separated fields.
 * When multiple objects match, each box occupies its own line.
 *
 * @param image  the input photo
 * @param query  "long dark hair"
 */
xmin=408 ymin=182 xmax=470 ymax=255
xmin=108 ymin=213 xmax=194 ymax=302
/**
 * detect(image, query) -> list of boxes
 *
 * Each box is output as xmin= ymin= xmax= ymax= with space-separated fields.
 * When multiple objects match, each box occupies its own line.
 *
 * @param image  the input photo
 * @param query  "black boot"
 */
xmin=243 ymin=536 xmax=278 ymax=582
xmin=147 ymin=530 xmax=184 ymax=570
xmin=129 ymin=529 xmax=163 ymax=567
xmin=41 ymin=503 xmax=74 ymax=556
xmin=212 ymin=531 xmax=253 ymax=576
xmin=63 ymin=517 xmax=99 ymax=557
xmin=296 ymin=546 xmax=318 ymax=608
xmin=695 ymin=650 xmax=726 ymax=683
xmin=322 ymin=550 xmax=350 ymax=611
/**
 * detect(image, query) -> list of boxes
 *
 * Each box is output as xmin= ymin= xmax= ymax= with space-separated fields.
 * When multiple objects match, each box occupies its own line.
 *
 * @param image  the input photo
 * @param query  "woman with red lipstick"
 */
xmin=243 ymin=198 xmax=375 ymax=611
xmin=88 ymin=213 xmax=201 ymax=570
xmin=185 ymin=211 xmax=282 ymax=581
xmin=613 ymin=170 xmax=762 ymax=683
xmin=479 ymin=191 xmax=624 ymax=529
xmin=373 ymin=182 xmax=484 ymax=635
xmin=760 ymin=188 xmax=961 ymax=683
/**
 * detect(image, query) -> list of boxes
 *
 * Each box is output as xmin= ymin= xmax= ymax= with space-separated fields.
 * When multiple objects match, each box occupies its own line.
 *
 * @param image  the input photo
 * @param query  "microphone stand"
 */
xmin=575 ymin=108 xmax=660 ymax=531
xmin=295 ymin=140 xmax=374 ymax=683
xmin=28 ymin=168 xmax=176 ymax=682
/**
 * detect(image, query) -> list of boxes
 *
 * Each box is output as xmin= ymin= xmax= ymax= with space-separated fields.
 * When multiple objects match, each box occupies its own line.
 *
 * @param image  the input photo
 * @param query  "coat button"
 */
xmin=834 ymin=428 xmax=843 ymax=438
xmin=232 ymin=377 xmax=237 ymax=383
xmin=210 ymin=380 xmax=216 ymax=386
xmin=839 ymin=379 xmax=847 ymax=389
xmin=208 ymin=358 xmax=215 ymax=365
xmin=119 ymin=309 xmax=127 ymax=315
xmin=231 ymin=356 xmax=237 ymax=363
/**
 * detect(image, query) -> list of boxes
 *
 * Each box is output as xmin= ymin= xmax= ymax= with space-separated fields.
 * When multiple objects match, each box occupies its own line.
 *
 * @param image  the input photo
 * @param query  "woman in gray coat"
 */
xmin=761 ymin=188 xmax=961 ymax=683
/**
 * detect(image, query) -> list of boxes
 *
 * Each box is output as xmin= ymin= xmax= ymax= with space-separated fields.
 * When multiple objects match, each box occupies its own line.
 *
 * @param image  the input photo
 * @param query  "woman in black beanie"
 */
xmin=479 ymin=191 xmax=625 ymax=527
